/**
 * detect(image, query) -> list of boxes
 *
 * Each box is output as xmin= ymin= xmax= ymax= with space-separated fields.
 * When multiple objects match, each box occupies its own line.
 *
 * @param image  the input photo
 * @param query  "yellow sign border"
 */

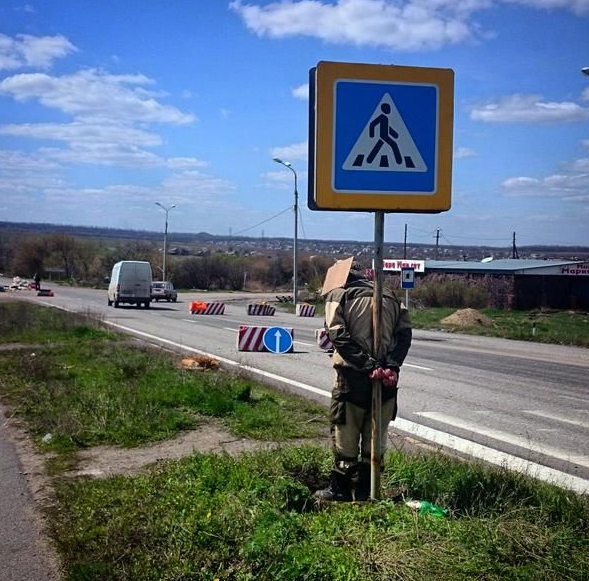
xmin=314 ymin=61 xmax=454 ymax=212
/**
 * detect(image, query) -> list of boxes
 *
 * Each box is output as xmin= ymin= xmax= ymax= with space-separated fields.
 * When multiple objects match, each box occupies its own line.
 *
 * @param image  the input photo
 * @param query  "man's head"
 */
xmin=346 ymin=261 xmax=366 ymax=284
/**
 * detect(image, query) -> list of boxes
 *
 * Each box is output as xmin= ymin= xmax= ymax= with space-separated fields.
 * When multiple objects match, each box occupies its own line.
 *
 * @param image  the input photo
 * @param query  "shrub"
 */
xmin=412 ymin=275 xmax=489 ymax=308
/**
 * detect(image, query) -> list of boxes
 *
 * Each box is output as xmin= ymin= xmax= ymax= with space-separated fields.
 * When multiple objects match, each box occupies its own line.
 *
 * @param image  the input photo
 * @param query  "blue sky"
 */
xmin=1 ymin=0 xmax=588 ymax=248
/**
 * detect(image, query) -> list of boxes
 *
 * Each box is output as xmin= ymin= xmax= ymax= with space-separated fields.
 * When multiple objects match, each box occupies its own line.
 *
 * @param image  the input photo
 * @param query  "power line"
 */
xmin=433 ymin=231 xmax=512 ymax=243
xmin=297 ymin=206 xmax=307 ymax=239
xmin=405 ymin=225 xmax=513 ymax=243
xmin=232 ymin=206 xmax=291 ymax=236
xmin=440 ymin=233 xmax=455 ymax=246
xmin=406 ymin=225 xmax=438 ymax=237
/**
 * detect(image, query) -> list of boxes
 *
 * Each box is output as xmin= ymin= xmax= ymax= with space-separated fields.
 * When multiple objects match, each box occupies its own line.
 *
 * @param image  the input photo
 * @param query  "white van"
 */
xmin=107 ymin=261 xmax=153 ymax=308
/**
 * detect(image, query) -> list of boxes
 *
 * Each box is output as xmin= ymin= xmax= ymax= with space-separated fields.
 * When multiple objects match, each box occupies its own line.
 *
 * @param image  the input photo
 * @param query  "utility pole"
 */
xmin=155 ymin=202 xmax=176 ymax=282
xmin=371 ymin=211 xmax=385 ymax=500
xmin=435 ymin=228 xmax=440 ymax=260
xmin=403 ymin=223 xmax=408 ymax=259
xmin=272 ymin=157 xmax=299 ymax=310
xmin=512 ymin=232 xmax=519 ymax=259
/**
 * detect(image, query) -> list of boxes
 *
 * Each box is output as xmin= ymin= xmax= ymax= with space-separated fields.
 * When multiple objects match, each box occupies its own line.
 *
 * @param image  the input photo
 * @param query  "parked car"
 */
xmin=107 ymin=261 xmax=152 ymax=308
xmin=151 ymin=281 xmax=177 ymax=302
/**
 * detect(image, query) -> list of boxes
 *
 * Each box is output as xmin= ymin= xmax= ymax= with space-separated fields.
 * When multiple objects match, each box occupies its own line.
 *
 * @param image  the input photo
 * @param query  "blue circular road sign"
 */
xmin=263 ymin=326 xmax=293 ymax=354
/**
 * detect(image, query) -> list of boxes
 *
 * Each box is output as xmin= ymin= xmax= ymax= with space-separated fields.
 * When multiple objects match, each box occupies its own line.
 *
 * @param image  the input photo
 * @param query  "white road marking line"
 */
xmin=403 ymin=363 xmax=434 ymax=371
xmin=392 ymin=418 xmax=589 ymax=495
xmin=558 ymin=395 xmax=589 ymax=405
xmin=93 ymin=321 xmax=589 ymax=495
xmin=415 ymin=411 xmax=589 ymax=469
xmin=104 ymin=322 xmax=328 ymax=397
xmin=523 ymin=409 xmax=589 ymax=429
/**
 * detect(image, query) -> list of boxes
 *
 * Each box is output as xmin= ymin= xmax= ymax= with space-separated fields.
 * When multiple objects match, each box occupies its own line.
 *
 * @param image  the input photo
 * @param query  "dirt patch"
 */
xmin=2 ymin=411 xmax=327 ymax=483
xmin=441 ymin=308 xmax=493 ymax=327
xmin=64 ymin=421 xmax=309 ymax=479
xmin=1 ymin=409 xmax=326 ymax=581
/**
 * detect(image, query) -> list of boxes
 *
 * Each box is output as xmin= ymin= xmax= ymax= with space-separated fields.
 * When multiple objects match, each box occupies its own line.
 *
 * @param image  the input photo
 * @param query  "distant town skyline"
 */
xmin=4 ymin=221 xmax=588 ymax=264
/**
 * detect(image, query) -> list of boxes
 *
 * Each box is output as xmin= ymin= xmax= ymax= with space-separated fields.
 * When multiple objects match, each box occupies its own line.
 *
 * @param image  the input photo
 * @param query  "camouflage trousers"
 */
xmin=330 ymin=397 xmax=397 ymax=468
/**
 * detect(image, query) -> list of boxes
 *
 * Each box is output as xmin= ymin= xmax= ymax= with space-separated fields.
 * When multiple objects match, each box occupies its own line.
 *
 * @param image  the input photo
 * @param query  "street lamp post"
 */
xmin=155 ymin=202 xmax=176 ymax=282
xmin=273 ymin=157 xmax=299 ymax=310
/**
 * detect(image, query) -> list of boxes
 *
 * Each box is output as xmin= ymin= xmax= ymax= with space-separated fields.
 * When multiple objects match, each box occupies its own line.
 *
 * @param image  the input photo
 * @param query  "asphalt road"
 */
xmin=3 ymin=279 xmax=589 ymax=494
xmin=0 ymin=401 xmax=59 ymax=581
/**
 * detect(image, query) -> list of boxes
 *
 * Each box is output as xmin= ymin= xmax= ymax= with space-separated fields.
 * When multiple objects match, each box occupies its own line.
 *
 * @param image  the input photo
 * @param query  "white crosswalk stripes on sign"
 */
xmin=343 ymin=93 xmax=426 ymax=173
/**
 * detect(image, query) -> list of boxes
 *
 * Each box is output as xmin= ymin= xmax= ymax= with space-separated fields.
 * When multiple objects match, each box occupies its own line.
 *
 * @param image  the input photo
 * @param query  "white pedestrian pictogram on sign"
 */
xmin=343 ymin=93 xmax=427 ymax=173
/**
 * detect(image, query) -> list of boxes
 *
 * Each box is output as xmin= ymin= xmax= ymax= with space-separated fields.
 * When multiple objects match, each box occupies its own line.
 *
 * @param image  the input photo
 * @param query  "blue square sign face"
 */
xmin=333 ymin=80 xmax=438 ymax=195
xmin=309 ymin=61 xmax=453 ymax=212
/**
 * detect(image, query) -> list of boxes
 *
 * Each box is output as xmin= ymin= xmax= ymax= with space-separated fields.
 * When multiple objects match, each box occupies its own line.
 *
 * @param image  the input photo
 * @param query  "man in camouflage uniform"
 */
xmin=314 ymin=262 xmax=412 ymax=502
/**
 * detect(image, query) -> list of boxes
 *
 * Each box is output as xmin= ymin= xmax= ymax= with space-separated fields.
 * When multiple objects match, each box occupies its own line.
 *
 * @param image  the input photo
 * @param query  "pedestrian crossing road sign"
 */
xmin=308 ymin=61 xmax=454 ymax=212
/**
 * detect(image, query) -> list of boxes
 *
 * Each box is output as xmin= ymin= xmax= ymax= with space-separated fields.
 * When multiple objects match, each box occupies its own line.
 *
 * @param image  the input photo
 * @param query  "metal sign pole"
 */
xmin=370 ymin=210 xmax=385 ymax=500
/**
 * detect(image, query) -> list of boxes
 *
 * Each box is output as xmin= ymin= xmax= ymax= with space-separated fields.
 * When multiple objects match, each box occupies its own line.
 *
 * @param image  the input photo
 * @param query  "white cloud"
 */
xmin=0 ymin=66 xmax=200 ymax=169
xmin=231 ymin=0 xmax=589 ymax=51
xmin=263 ymin=169 xmax=296 ymax=187
xmin=230 ymin=0 xmax=476 ymax=51
xmin=0 ymin=149 xmax=64 ymax=197
xmin=38 ymin=143 xmax=167 ymax=168
xmin=166 ymin=157 xmax=209 ymax=169
xmin=501 ymin=176 xmax=541 ymax=191
xmin=0 ymin=69 xmax=195 ymax=124
xmin=0 ymin=33 xmax=75 ymax=70
xmin=454 ymin=146 xmax=476 ymax=159
xmin=292 ymin=83 xmax=309 ymax=100
xmin=505 ymin=0 xmax=589 ymax=16
xmin=36 ymin=170 xmax=235 ymax=210
xmin=494 ymin=135 xmax=589 ymax=208
xmin=0 ymin=121 xmax=162 ymax=147
xmin=502 ymin=172 xmax=589 ymax=201
xmin=0 ymin=120 xmax=209 ymax=168
xmin=159 ymin=171 xmax=236 ymax=201
xmin=271 ymin=141 xmax=308 ymax=161
xmin=5 ymin=143 xmax=210 ymax=170
xmin=0 ymin=149 xmax=59 ymax=172
xmin=470 ymin=94 xmax=589 ymax=123
xmin=0 ymin=168 xmax=237 ymax=227
xmin=14 ymin=4 xmax=37 ymax=13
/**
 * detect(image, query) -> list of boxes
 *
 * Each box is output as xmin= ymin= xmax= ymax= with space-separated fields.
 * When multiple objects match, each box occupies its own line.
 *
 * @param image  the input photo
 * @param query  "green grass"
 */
xmin=2 ymin=300 xmax=589 ymax=580
xmin=0 ymin=301 xmax=113 ymax=343
xmin=0 ymin=303 xmax=327 ymax=453
xmin=411 ymin=307 xmax=589 ymax=346
xmin=50 ymin=447 xmax=589 ymax=581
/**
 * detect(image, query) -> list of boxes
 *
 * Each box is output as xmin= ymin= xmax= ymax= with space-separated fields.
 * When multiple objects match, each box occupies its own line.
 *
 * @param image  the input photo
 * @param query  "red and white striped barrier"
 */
xmin=315 ymin=329 xmax=334 ymax=352
xmin=237 ymin=325 xmax=294 ymax=352
xmin=247 ymin=303 xmax=276 ymax=316
xmin=189 ymin=301 xmax=226 ymax=315
xmin=296 ymin=303 xmax=316 ymax=317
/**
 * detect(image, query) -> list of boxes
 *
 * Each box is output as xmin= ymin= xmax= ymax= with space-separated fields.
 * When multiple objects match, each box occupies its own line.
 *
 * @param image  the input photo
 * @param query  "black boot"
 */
xmin=354 ymin=463 xmax=371 ymax=501
xmin=313 ymin=469 xmax=353 ymax=502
